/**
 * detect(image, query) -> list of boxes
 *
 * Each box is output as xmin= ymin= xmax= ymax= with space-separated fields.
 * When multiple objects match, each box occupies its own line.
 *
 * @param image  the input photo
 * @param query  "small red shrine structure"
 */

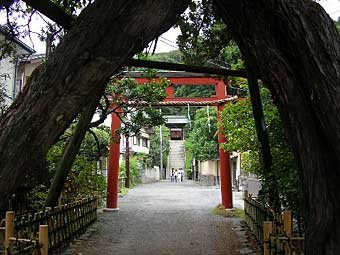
xmin=106 ymin=71 xmax=237 ymax=209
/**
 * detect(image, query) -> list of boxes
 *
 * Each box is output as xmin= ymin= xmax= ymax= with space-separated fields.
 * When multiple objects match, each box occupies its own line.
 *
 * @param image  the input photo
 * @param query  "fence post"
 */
xmin=282 ymin=210 xmax=292 ymax=237
xmin=243 ymin=190 xmax=248 ymax=225
xmin=39 ymin=225 xmax=49 ymax=255
xmin=4 ymin=211 xmax=14 ymax=254
xmin=243 ymin=190 xmax=248 ymax=200
xmin=94 ymin=191 xmax=99 ymax=208
xmin=263 ymin=221 xmax=273 ymax=255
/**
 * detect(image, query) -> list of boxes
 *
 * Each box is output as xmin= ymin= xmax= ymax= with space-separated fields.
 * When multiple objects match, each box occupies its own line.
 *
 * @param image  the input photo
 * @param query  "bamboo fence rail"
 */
xmin=0 ymin=196 xmax=97 ymax=255
xmin=244 ymin=193 xmax=304 ymax=254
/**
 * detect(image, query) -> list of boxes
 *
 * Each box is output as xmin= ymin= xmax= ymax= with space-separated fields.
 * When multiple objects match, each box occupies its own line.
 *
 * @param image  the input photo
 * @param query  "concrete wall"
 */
xmin=199 ymin=175 xmax=220 ymax=186
xmin=198 ymin=160 xmax=220 ymax=186
xmin=200 ymin=160 xmax=220 ymax=176
xmin=138 ymin=165 xmax=160 ymax=184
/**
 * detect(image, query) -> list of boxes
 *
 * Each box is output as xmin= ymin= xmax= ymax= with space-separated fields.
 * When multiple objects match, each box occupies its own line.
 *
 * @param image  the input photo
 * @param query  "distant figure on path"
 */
xmin=170 ymin=168 xmax=174 ymax=182
xmin=180 ymin=171 xmax=184 ymax=182
xmin=178 ymin=171 xmax=181 ymax=182
xmin=174 ymin=169 xmax=178 ymax=182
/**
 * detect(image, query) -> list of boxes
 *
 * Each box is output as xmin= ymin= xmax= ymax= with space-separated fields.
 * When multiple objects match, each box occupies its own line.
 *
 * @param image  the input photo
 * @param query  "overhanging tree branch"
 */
xmin=22 ymin=0 xmax=74 ymax=29
xmin=88 ymin=128 xmax=102 ymax=159
xmin=127 ymin=59 xmax=248 ymax=78
xmin=8 ymin=1 xmax=247 ymax=79
xmin=89 ymin=94 xmax=112 ymax=128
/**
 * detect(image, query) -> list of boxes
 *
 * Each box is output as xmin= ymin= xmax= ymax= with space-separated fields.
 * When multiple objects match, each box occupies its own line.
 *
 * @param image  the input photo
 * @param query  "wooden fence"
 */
xmin=244 ymin=194 xmax=304 ymax=255
xmin=244 ymin=193 xmax=274 ymax=244
xmin=0 ymin=197 xmax=97 ymax=254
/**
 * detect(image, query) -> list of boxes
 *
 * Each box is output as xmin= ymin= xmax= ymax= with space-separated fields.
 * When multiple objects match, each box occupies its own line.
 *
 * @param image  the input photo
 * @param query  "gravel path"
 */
xmin=69 ymin=180 xmax=242 ymax=255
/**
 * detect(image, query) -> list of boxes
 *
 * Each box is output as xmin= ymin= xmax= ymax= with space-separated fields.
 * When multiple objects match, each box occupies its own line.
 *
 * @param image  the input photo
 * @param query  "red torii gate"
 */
xmin=106 ymin=72 xmax=236 ymax=210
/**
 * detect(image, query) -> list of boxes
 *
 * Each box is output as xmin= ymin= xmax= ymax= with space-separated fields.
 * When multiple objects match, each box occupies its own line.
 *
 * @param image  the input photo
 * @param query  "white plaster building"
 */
xmin=0 ymin=28 xmax=35 ymax=106
xmin=120 ymin=128 xmax=151 ymax=156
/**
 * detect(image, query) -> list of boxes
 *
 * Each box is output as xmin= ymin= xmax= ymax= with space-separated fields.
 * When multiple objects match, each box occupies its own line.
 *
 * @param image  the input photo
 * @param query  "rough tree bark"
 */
xmin=214 ymin=0 xmax=340 ymax=254
xmin=0 ymin=0 xmax=189 ymax=209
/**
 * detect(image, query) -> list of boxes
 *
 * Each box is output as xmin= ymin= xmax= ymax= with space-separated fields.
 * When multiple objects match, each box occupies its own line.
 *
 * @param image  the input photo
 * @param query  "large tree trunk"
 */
xmin=214 ymin=0 xmax=340 ymax=253
xmin=0 ymin=0 xmax=189 ymax=209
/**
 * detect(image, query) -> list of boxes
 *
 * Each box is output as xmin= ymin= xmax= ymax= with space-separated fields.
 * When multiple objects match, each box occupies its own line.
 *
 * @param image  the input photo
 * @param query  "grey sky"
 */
xmin=1 ymin=1 xmax=339 ymax=54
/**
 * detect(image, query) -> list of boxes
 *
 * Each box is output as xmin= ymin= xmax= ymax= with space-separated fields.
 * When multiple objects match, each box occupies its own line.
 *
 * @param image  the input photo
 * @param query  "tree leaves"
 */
xmin=221 ymin=86 xmax=302 ymax=215
xmin=186 ymin=107 xmax=218 ymax=161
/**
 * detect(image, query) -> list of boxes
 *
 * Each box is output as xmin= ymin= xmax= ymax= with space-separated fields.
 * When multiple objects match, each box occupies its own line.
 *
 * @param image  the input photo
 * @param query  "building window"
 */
xmin=137 ymin=137 xmax=141 ymax=146
xmin=133 ymin=136 xmax=138 ymax=145
xmin=142 ymin=138 xmax=148 ymax=148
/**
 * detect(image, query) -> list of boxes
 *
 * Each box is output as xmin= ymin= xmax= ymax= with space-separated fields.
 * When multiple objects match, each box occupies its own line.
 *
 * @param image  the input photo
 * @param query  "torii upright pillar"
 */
xmin=106 ymin=110 xmax=121 ymax=210
xmin=217 ymin=103 xmax=233 ymax=208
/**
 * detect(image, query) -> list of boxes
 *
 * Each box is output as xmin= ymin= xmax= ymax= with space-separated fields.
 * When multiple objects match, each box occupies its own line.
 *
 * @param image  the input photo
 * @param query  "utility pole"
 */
xmin=159 ymin=109 xmax=163 ymax=179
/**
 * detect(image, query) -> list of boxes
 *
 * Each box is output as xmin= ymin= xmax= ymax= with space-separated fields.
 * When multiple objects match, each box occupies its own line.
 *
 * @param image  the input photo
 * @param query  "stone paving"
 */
xmin=67 ymin=180 xmax=256 ymax=255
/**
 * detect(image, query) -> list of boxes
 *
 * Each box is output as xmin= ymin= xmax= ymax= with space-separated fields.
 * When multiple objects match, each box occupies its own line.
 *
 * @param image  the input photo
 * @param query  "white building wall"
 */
xmin=0 ymin=57 xmax=16 ymax=105
xmin=120 ymin=129 xmax=150 ymax=155
xmin=0 ymin=34 xmax=34 ymax=106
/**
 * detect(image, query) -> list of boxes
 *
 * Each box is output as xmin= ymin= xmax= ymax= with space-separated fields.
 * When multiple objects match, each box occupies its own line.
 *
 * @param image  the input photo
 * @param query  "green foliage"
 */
xmin=28 ymin=184 xmax=49 ymax=210
xmin=177 ymin=0 xmax=232 ymax=66
xmin=148 ymin=50 xmax=184 ymax=64
xmin=108 ymin=76 xmax=169 ymax=137
xmin=119 ymin=156 xmax=139 ymax=187
xmin=336 ymin=17 xmax=340 ymax=32
xmin=45 ymin=127 xmax=111 ymax=203
xmin=212 ymin=204 xmax=244 ymax=218
xmin=186 ymin=107 xmax=218 ymax=161
xmin=51 ymin=0 xmax=92 ymax=15
xmin=108 ymin=74 xmax=171 ymax=185
xmin=221 ymin=86 xmax=302 ymax=215
xmin=119 ymin=187 xmax=129 ymax=195
xmin=79 ymin=126 xmax=110 ymax=160
xmin=64 ymin=157 xmax=106 ymax=201
xmin=149 ymin=126 xmax=170 ymax=168
xmin=174 ymin=84 xmax=216 ymax=98
xmin=133 ymin=152 xmax=153 ymax=168
xmin=185 ymin=149 xmax=193 ymax=178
